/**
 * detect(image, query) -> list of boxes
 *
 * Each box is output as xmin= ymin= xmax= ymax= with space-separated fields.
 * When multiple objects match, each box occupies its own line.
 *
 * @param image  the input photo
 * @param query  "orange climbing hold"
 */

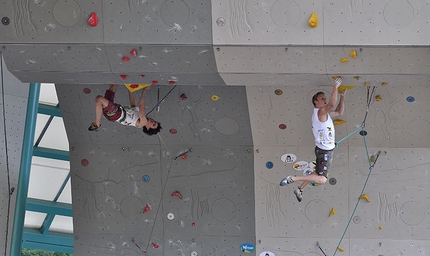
xmin=333 ymin=119 xmax=345 ymax=126
xmin=308 ymin=13 xmax=318 ymax=28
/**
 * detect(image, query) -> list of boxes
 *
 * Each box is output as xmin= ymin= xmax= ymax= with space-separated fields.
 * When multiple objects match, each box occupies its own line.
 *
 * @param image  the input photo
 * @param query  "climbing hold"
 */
xmin=1 ymin=16 xmax=10 ymax=26
xmin=370 ymin=155 xmax=375 ymax=163
xmin=142 ymin=175 xmax=150 ymax=182
xmin=139 ymin=74 xmax=145 ymax=78
xmin=169 ymin=128 xmax=177 ymax=134
xmin=181 ymin=154 xmax=187 ymax=160
xmin=120 ymin=74 xmax=127 ymax=80
xmin=406 ymin=96 xmax=415 ymax=102
xmin=81 ymin=159 xmax=89 ymax=167
xmin=340 ymin=58 xmax=349 ymax=63
xmin=329 ymin=207 xmax=336 ymax=217
xmin=308 ymin=13 xmax=318 ymax=28
xmin=338 ymin=85 xmax=356 ymax=92
xmin=83 ymin=88 xmax=91 ymax=94
xmin=266 ymin=161 xmax=274 ymax=169
xmin=151 ymin=242 xmax=160 ymax=249
xmin=279 ymin=124 xmax=287 ymax=130
xmin=381 ymin=82 xmax=387 ymax=87
xmin=180 ymin=93 xmax=187 ymax=100
xmin=124 ymin=84 xmax=151 ymax=92
xmin=171 ymin=191 xmax=183 ymax=200
xmin=354 ymin=76 xmax=360 ymax=81
xmin=350 ymin=50 xmax=357 ymax=59
xmin=274 ymin=89 xmax=283 ymax=95
xmin=152 ymin=80 xmax=158 ymax=85
xmin=122 ymin=56 xmax=130 ymax=62
xmin=375 ymin=95 xmax=382 ymax=101
xmin=88 ymin=12 xmax=98 ymax=27
xmin=192 ymin=222 xmax=196 ymax=226
xmin=337 ymin=246 xmax=345 ymax=252
xmin=130 ymin=48 xmax=137 ymax=57
xmin=359 ymin=130 xmax=367 ymax=136
xmin=360 ymin=194 xmax=370 ymax=202
xmin=379 ymin=225 xmax=383 ymax=230
xmin=169 ymin=80 xmax=175 ymax=85
xmin=364 ymin=82 xmax=370 ymax=87
xmin=167 ymin=213 xmax=175 ymax=220
xmin=143 ymin=204 xmax=151 ymax=214
xmin=333 ymin=119 xmax=345 ymax=126
xmin=211 ymin=95 xmax=219 ymax=101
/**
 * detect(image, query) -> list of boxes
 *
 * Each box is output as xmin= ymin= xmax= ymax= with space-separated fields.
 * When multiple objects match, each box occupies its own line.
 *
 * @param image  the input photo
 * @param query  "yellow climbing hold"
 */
xmin=333 ymin=119 xmax=345 ymax=126
xmin=379 ymin=225 xmax=383 ymax=230
xmin=340 ymin=58 xmax=349 ymax=63
xmin=337 ymin=246 xmax=345 ymax=252
xmin=211 ymin=95 xmax=219 ymax=101
xmin=360 ymin=194 xmax=370 ymax=202
xmin=308 ymin=13 xmax=318 ymax=28
xmin=124 ymin=83 xmax=151 ymax=92
xmin=354 ymin=76 xmax=360 ymax=81
xmin=274 ymin=89 xmax=283 ymax=95
xmin=338 ymin=85 xmax=356 ymax=92
xmin=364 ymin=82 xmax=370 ymax=87
xmin=350 ymin=50 xmax=357 ymax=59
xmin=382 ymin=82 xmax=388 ymax=87
xmin=375 ymin=95 xmax=382 ymax=101
xmin=370 ymin=155 xmax=375 ymax=163
xmin=329 ymin=207 xmax=336 ymax=217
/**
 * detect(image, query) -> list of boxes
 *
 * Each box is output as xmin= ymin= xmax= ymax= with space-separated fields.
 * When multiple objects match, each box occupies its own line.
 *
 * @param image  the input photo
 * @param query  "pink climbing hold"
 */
xmin=151 ymin=242 xmax=159 ymax=249
xmin=81 ymin=159 xmax=89 ymax=167
xmin=120 ymin=74 xmax=127 ymax=80
xmin=180 ymin=93 xmax=187 ymax=100
xmin=171 ymin=191 xmax=183 ymax=200
xmin=88 ymin=12 xmax=98 ymax=27
xmin=122 ymin=56 xmax=130 ymax=62
xmin=143 ymin=204 xmax=151 ymax=214
xmin=130 ymin=48 xmax=137 ymax=57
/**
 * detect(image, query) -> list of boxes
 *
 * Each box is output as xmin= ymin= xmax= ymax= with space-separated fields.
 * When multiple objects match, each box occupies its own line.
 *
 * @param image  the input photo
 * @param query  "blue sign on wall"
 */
xmin=240 ymin=243 xmax=256 ymax=253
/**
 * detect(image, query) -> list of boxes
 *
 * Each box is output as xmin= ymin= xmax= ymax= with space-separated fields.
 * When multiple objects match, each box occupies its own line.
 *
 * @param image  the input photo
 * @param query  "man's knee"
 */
xmin=95 ymin=95 xmax=104 ymax=104
xmin=316 ymin=176 xmax=327 ymax=184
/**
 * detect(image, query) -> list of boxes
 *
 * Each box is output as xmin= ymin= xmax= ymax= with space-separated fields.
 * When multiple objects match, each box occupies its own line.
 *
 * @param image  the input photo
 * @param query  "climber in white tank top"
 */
xmin=280 ymin=77 xmax=346 ymax=203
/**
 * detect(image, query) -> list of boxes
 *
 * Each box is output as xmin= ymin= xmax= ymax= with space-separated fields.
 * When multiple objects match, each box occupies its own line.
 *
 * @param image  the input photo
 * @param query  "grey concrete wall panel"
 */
xmin=1 ymin=44 xmax=224 ymax=85
xmin=212 ymin=0 xmax=430 ymax=46
xmin=246 ymin=81 xmax=430 ymax=148
xmin=324 ymin=0 xmax=430 ymax=46
xmin=103 ymin=0 xmax=212 ymax=44
xmin=0 ymin=0 xmax=104 ymax=43
xmin=57 ymin=83 xmax=255 ymax=255
xmin=211 ymin=0 xmax=324 ymax=45
xmin=0 ymin=55 xmax=29 ymax=256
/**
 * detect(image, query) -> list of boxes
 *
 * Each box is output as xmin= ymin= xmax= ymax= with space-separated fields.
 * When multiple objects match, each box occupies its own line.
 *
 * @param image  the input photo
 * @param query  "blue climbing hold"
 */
xmin=406 ymin=96 xmax=415 ymax=102
xmin=266 ymin=161 xmax=274 ymax=169
xmin=142 ymin=175 xmax=150 ymax=182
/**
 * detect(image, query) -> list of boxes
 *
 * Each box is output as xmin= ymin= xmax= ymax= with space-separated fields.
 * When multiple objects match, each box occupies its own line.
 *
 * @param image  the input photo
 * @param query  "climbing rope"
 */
xmin=332 ymin=85 xmax=379 ymax=256
xmin=146 ymin=84 xmax=178 ymax=116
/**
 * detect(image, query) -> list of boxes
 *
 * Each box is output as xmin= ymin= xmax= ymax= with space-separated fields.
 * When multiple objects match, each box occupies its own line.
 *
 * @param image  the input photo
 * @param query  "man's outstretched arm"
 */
xmin=137 ymin=87 xmax=150 ymax=125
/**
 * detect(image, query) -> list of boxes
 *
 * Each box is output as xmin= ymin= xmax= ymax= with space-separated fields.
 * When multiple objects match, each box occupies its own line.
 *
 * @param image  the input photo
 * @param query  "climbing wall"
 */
xmin=0 ymin=56 xmax=30 ymax=256
xmin=56 ymin=84 xmax=256 ymax=255
xmin=248 ymin=81 xmax=430 ymax=255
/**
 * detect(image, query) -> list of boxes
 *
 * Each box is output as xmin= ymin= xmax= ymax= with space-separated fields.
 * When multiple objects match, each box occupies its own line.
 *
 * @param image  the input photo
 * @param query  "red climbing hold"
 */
xmin=180 ymin=93 xmax=187 ymax=100
xmin=88 ymin=12 xmax=98 ymax=27
xmin=151 ymin=242 xmax=159 ymax=249
xmin=122 ymin=56 xmax=130 ymax=62
xmin=120 ymin=75 xmax=127 ymax=80
xmin=192 ymin=222 xmax=196 ymax=226
xmin=279 ymin=124 xmax=287 ymax=130
xmin=139 ymin=74 xmax=145 ymax=79
xmin=152 ymin=80 xmax=158 ymax=85
xmin=181 ymin=154 xmax=187 ymax=160
xmin=130 ymin=84 xmax=139 ymax=88
xmin=169 ymin=81 xmax=175 ymax=85
xmin=171 ymin=191 xmax=183 ymax=200
xmin=169 ymin=128 xmax=177 ymax=134
xmin=130 ymin=48 xmax=137 ymax=57
xmin=81 ymin=159 xmax=89 ymax=167
xmin=143 ymin=204 xmax=151 ymax=214
xmin=83 ymin=88 xmax=91 ymax=94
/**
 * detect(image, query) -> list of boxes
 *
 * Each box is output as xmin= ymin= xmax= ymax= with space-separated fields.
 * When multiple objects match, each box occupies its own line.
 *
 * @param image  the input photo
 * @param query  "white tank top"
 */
xmin=117 ymin=106 xmax=140 ymax=127
xmin=312 ymin=108 xmax=335 ymax=150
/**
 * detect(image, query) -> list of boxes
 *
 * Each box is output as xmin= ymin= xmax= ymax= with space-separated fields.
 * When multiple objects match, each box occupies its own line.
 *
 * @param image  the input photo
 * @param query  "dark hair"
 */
xmin=312 ymin=91 xmax=325 ymax=107
xmin=143 ymin=122 xmax=162 ymax=136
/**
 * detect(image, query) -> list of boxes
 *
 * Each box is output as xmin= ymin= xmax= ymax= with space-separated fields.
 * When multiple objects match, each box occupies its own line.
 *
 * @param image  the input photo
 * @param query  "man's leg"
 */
xmin=128 ymin=90 xmax=137 ymax=107
xmin=90 ymin=84 xmax=119 ymax=129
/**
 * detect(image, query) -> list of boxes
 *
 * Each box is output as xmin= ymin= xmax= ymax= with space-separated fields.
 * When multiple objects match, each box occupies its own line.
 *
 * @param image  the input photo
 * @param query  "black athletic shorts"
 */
xmin=315 ymin=146 xmax=334 ymax=178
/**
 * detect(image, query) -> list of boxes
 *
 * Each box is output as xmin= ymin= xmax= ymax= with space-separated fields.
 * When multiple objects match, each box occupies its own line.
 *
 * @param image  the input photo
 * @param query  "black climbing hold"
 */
xmin=2 ymin=17 xmax=10 ymax=26
xmin=329 ymin=177 xmax=337 ymax=185
xmin=359 ymin=130 xmax=367 ymax=136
